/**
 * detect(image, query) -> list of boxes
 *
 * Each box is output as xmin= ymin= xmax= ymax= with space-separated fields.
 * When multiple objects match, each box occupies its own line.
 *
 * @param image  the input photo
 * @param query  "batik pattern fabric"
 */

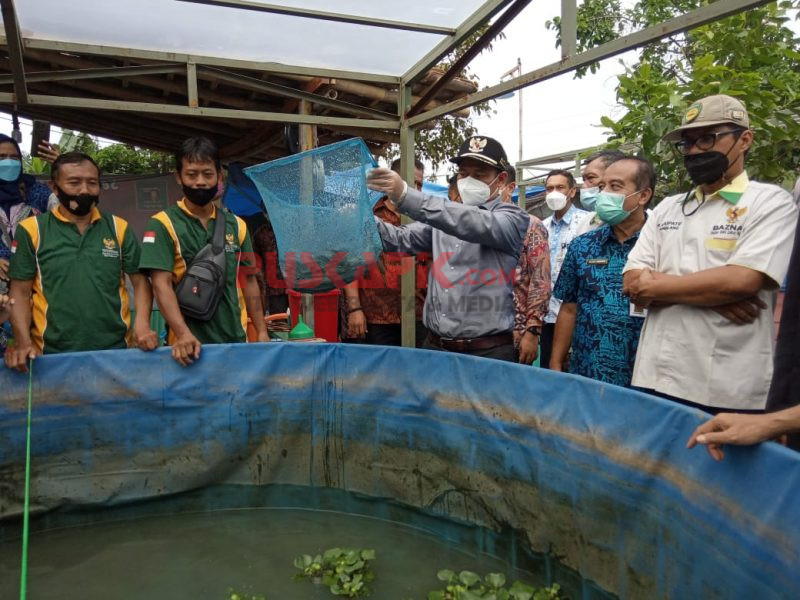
xmin=553 ymin=224 xmax=644 ymax=387
xmin=0 ymin=180 xmax=51 ymax=261
xmin=513 ymin=216 xmax=550 ymax=335
xmin=358 ymin=199 xmax=427 ymax=324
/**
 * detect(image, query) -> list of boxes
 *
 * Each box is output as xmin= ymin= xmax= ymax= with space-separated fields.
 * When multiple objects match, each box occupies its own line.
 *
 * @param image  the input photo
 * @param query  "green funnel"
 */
xmin=289 ymin=315 xmax=315 ymax=340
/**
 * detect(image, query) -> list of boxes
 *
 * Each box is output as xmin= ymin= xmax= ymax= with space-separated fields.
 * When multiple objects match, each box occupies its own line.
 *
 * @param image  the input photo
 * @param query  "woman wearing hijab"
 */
xmin=0 ymin=133 xmax=53 ymax=352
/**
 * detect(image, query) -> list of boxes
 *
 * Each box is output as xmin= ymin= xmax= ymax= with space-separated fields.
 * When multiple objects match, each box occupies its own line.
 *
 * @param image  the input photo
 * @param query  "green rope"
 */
xmin=19 ymin=360 xmax=33 ymax=600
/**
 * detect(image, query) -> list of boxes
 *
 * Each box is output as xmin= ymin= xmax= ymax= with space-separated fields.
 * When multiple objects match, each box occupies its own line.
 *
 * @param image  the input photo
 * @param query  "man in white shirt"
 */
xmin=623 ymin=94 xmax=798 ymax=412
xmin=540 ymin=169 xmax=588 ymax=368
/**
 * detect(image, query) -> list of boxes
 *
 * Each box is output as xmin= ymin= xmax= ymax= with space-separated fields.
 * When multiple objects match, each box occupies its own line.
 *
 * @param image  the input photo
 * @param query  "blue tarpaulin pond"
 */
xmin=1 ymin=344 xmax=798 ymax=598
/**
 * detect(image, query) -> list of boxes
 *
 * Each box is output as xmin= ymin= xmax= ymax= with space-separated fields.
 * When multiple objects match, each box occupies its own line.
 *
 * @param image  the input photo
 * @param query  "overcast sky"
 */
xmin=461 ymin=0 xmax=637 ymax=178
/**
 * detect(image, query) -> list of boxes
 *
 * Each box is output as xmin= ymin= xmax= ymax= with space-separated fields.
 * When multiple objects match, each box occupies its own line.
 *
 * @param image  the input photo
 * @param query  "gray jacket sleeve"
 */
xmin=396 ymin=189 xmax=528 ymax=256
xmin=375 ymin=218 xmax=434 ymax=254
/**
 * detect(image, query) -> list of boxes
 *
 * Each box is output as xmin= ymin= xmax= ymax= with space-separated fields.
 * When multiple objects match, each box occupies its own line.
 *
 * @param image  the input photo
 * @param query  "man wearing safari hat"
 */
xmin=367 ymin=136 xmax=529 ymax=361
xmin=622 ymin=94 xmax=797 ymax=412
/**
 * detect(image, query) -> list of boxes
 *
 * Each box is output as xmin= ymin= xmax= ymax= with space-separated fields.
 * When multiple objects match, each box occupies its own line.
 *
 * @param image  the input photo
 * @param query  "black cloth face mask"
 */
xmin=682 ymin=134 xmax=743 ymax=185
xmin=56 ymin=185 xmax=98 ymax=217
xmin=683 ymin=151 xmax=731 ymax=185
xmin=182 ymin=185 xmax=217 ymax=206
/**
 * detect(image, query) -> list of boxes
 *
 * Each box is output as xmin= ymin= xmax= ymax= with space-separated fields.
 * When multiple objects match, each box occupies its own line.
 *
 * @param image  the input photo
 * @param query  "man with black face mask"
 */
xmin=622 ymin=94 xmax=798 ymax=413
xmin=4 ymin=152 xmax=158 ymax=371
xmin=138 ymin=137 xmax=267 ymax=367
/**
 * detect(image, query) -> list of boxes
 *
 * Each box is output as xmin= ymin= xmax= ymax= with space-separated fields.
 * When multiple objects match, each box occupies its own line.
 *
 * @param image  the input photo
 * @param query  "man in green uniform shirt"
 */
xmin=4 ymin=152 xmax=157 ymax=372
xmin=139 ymin=137 xmax=267 ymax=366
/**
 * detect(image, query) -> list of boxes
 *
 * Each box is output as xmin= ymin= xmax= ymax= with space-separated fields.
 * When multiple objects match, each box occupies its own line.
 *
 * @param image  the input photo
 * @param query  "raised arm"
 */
xmin=375 ymin=218 xmax=433 ymax=254
xmin=368 ymin=168 xmax=528 ymax=255
xmin=397 ymin=188 xmax=528 ymax=254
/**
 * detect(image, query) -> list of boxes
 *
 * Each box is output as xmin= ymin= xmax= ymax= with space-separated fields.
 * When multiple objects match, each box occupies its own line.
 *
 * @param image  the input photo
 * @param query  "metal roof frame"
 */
xmin=1 ymin=0 xmax=772 ymax=131
xmin=177 ymin=0 xmax=459 ymax=35
xmin=407 ymin=0 xmax=775 ymax=127
xmin=0 ymin=0 xmax=776 ymax=345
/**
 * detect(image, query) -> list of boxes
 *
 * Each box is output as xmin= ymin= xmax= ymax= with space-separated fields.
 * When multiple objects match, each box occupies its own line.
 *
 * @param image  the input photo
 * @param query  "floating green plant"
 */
xmin=427 ymin=569 xmax=564 ymax=600
xmin=293 ymin=547 xmax=377 ymax=597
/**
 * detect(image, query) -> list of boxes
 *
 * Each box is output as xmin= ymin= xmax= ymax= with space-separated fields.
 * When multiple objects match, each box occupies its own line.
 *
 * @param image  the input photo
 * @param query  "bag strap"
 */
xmin=210 ymin=206 xmax=227 ymax=254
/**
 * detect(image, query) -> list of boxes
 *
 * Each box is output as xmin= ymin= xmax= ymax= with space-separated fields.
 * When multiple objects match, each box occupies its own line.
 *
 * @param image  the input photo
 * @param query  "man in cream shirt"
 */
xmin=623 ymin=94 xmax=797 ymax=412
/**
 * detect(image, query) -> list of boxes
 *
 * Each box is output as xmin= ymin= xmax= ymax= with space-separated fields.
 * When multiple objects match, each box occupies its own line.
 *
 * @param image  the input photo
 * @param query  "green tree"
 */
xmin=390 ymin=27 xmax=501 ymax=175
xmin=50 ymin=130 xmax=172 ymax=175
xmin=21 ymin=155 xmax=51 ymax=175
xmin=94 ymin=143 xmax=172 ymax=174
xmin=57 ymin=129 xmax=100 ymax=155
xmin=547 ymin=0 xmax=800 ymax=196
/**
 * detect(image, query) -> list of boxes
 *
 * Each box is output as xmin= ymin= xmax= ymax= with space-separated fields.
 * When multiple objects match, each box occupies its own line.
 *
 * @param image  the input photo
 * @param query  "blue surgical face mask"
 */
xmin=595 ymin=190 xmax=642 ymax=226
xmin=580 ymin=186 xmax=599 ymax=211
xmin=0 ymin=158 xmax=21 ymax=182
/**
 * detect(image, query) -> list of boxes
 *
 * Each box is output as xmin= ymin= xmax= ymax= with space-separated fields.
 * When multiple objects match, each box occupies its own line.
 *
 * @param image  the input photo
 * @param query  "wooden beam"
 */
xmin=0 ymin=63 xmax=184 ymax=85
xmin=0 ymin=0 xmax=27 ymax=103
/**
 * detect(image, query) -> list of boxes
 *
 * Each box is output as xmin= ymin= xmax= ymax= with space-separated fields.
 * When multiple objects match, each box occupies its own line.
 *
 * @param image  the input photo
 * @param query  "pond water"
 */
xmin=0 ymin=486 xmax=613 ymax=600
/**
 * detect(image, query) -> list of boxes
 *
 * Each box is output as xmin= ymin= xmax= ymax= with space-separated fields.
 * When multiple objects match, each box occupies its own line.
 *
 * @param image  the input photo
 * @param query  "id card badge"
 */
xmin=629 ymin=302 xmax=648 ymax=318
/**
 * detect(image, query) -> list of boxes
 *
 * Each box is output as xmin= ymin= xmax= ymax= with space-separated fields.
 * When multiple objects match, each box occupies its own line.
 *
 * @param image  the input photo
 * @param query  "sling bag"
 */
xmin=175 ymin=209 xmax=228 ymax=321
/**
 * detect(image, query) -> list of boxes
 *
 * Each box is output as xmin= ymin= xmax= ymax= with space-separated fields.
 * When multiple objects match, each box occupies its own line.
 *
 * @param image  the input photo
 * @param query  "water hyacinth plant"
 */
xmin=427 ymin=569 xmax=564 ymax=600
xmin=293 ymin=547 xmax=377 ymax=597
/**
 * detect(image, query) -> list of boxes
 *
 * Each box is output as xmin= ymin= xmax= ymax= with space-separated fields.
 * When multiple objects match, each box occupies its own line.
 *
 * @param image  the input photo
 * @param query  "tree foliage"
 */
xmin=93 ymin=143 xmax=173 ymax=175
xmin=389 ymin=27 xmax=501 ymax=176
xmin=548 ymin=0 xmax=800 ymax=196
xmin=29 ymin=129 xmax=173 ymax=175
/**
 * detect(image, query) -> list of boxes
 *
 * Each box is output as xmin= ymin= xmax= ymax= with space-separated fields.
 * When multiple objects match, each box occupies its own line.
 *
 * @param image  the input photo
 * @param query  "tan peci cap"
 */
xmin=663 ymin=94 xmax=750 ymax=141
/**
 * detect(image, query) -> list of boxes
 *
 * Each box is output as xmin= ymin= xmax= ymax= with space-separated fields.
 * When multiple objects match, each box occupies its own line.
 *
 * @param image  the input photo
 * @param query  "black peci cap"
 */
xmin=450 ymin=136 xmax=510 ymax=171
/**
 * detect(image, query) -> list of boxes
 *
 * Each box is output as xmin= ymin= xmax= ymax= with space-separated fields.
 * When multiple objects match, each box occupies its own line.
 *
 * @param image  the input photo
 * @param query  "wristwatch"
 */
xmin=526 ymin=326 xmax=541 ymax=336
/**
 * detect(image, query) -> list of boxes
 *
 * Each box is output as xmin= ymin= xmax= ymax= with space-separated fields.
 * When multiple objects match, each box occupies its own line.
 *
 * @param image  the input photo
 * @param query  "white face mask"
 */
xmin=545 ymin=191 xmax=568 ymax=212
xmin=457 ymin=174 xmax=500 ymax=206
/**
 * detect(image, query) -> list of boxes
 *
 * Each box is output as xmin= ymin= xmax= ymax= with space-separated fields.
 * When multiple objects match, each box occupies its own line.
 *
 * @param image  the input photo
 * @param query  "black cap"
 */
xmin=450 ymin=136 xmax=509 ymax=171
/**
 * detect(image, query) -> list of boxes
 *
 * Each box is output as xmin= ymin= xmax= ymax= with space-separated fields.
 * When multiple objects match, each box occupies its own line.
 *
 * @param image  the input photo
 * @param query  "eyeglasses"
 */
xmin=0 ymin=153 xmax=21 ymax=161
xmin=674 ymin=129 xmax=744 ymax=155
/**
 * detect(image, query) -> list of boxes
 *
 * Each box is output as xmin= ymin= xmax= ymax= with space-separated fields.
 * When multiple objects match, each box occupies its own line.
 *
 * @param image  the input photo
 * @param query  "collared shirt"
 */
xmin=138 ymin=199 xmax=254 ymax=345
xmin=575 ymin=211 xmax=604 ymax=236
xmin=376 ymin=189 xmax=529 ymax=339
xmin=554 ymin=224 xmax=645 ymax=387
xmin=9 ymin=206 xmax=141 ymax=353
xmin=513 ymin=216 xmax=550 ymax=334
xmin=576 ymin=208 xmax=655 ymax=237
xmin=542 ymin=204 xmax=590 ymax=323
xmin=356 ymin=198 xmax=427 ymax=324
xmin=623 ymin=172 xmax=798 ymax=409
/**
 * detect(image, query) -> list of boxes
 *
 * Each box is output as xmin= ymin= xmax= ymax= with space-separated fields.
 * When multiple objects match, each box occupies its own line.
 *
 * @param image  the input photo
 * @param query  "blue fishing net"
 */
xmin=245 ymin=138 xmax=384 ymax=292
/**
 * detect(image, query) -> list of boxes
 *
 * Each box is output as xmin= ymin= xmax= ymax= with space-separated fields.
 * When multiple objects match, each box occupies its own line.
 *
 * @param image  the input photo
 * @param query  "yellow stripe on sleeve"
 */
xmin=152 ymin=212 xmax=187 ymax=282
xmin=22 ymin=218 xmax=47 ymax=352
xmin=112 ymin=216 xmax=133 ymax=346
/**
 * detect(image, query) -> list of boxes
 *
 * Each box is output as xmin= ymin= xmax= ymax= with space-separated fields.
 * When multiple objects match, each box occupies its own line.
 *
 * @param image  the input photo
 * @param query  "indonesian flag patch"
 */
xmin=10 ymin=240 xmax=17 ymax=254
xmin=143 ymin=231 xmax=156 ymax=244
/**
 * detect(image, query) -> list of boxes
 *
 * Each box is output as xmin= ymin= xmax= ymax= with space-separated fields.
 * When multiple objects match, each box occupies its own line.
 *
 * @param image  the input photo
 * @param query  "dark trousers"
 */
xmin=365 ymin=324 xmax=401 ymax=346
xmin=347 ymin=321 xmax=428 ymax=349
xmin=422 ymin=337 xmax=516 ymax=362
xmin=267 ymin=294 xmax=289 ymax=315
xmin=538 ymin=323 xmax=556 ymax=369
